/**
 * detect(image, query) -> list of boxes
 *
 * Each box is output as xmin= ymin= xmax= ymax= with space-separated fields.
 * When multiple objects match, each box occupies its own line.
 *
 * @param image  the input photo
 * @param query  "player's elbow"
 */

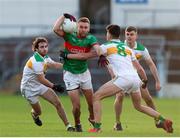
xmin=53 ymin=25 xmax=60 ymax=34
xmin=53 ymin=27 xmax=58 ymax=34
xmin=53 ymin=29 xmax=64 ymax=37
xmin=55 ymin=63 xmax=63 ymax=69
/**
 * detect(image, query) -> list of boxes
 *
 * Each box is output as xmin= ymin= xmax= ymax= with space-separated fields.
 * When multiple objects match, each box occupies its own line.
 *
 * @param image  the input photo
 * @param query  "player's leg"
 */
xmin=130 ymin=91 xmax=173 ymax=133
xmin=113 ymin=92 xmax=124 ymax=131
xmin=80 ymin=70 xmax=94 ymax=125
xmin=22 ymin=89 xmax=43 ymax=126
xmin=89 ymin=80 xmax=123 ymax=132
xmin=140 ymin=87 xmax=164 ymax=128
xmin=140 ymin=87 xmax=156 ymax=110
xmin=41 ymin=88 xmax=74 ymax=131
xmin=68 ymin=89 xmax=82 ymax=132
xmin=81 ymin=88 xmax=94 ymax=126
xmin=63 ymin=70 xmax=82 ymax=131
xmin=30 ymin=101 xmax=43 ymax=126
xmin=113 ymin=76 xmax=139 ymax=131
xmin=31 ymin=102 xmax=42 ymax=117
xmin=131 ymin=92 xmax=160 ymax=117
xmin=90 ymin=76 xmax=135 ymax=132
xmin=81 ymin=69 xmax=95 ymax=126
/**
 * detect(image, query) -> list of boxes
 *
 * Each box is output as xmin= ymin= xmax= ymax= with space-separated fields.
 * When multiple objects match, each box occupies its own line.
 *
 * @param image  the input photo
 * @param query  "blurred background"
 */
xmin=0 ymin=0 xmax=180 ymax=98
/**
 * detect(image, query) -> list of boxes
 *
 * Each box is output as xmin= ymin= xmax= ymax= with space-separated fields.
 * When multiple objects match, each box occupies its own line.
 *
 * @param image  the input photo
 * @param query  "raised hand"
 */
xmin=63 ymin=13 xmax=76 ymax=22
xmin=98 ymin=55 xmax=109 ymax=67
xmin=52 ymin=84 xmax=65 ymax=93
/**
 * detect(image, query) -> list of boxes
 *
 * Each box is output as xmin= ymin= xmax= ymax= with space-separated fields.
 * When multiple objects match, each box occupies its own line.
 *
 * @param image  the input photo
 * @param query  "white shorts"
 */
xmin=113 ymin=75 xmax=141 ymax=94
xmin=63 ymin=69 xmax=93 ymax=91
xmin=21 ymin=84 xmax=49 ymax=104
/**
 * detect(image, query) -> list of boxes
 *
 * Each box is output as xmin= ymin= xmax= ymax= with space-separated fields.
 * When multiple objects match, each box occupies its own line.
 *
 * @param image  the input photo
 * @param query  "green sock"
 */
xmin=94 ymin=123 xmax=101 ymax=129
xmin=156 ymin=115 xmax=165 ymax=122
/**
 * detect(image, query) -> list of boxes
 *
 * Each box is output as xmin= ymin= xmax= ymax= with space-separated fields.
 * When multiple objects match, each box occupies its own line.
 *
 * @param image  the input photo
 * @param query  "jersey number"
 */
xmin=117 ymin=45 xmax=127 ymax=57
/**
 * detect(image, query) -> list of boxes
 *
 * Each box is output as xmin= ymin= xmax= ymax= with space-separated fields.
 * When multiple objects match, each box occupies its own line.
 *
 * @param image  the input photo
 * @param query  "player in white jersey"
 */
xmin=20 ymin=37 xmax=74 ymax=131
xmin=88 ymin=25 xmax=173 ymax=133
xmin=114 ymin=26 xmax=162 ymax=131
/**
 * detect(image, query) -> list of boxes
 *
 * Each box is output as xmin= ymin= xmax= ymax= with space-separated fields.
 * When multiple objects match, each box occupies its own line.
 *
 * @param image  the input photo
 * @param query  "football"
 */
xmin=62 ymin=18 xmax=77 ymax=33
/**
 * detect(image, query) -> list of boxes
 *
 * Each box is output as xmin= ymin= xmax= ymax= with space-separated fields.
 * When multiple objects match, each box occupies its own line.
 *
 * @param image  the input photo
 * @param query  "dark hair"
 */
xmin=125 ymin=26 xmax=137 ymax=33
xmin=78 ymin=17 xmax=90 ymax=24
xmin=32 ymin=37 xmax=48 ymax=51
xmin=106 ymin=24 xmax=121 ymax=38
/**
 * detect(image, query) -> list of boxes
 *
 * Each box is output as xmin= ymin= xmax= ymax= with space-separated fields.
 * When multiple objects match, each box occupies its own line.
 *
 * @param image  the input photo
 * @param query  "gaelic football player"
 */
xmin=20 ymin=37 xmax=74 ymax=131
xmin=114 ymin=26 xmax=162 ymax=131
xmin=88 ymin=25 xmax=173 ymax=133
xmin=53 ymin=14 xmax=100 ymax=132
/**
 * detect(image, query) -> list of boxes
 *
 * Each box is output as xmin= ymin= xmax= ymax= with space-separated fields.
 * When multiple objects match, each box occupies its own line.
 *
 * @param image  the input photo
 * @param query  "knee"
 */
xmin=72 ymin=103 xmax=80 ymax=112
xmin=53 ymin=100 xmax=62 ymax=109
xmin=115 ymin=93 xmax=124 ymax=103
xmin=72 ymin=104 xmax=81 ymax=116
xmin=133 ymin=104 xmax=142 ymax=112
xmin=93 ymin=93 xmax=101 ymax=101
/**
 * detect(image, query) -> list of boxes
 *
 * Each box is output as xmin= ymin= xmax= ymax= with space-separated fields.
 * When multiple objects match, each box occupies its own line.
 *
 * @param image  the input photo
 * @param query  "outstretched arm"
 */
xmin=93 ymin=43 xmax=103 ymax=56
xmin=59 ymin=50 xmax=97 ymax=60
xmin=47 ymin=62 xmax=63 ymax=69
xmin=67 ymin=50 xmax=97 ymax=60
xmin=145 ymin=58 xmax=161 ymax=91
xmin=132 ymin=60 xmax=148 ymax=88
xmin=59 ymin=43 xmax=100 ymax=60
xmin=37 ymin=74 xmax=64 ymax=93
xmin=37 ymin=74 xmax=54 ymax=88
xmin=67 ymin=43 xmax=101 ymax=60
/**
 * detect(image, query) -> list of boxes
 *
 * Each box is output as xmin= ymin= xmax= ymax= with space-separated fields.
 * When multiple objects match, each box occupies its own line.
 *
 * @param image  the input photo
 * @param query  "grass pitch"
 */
xmin=0 ymin=93 xmax=179 ymax=137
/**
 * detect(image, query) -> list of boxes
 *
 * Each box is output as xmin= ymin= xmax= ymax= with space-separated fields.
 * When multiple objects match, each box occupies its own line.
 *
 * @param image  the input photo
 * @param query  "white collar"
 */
xmin=110 ymin=39 xmax=121 ymax=42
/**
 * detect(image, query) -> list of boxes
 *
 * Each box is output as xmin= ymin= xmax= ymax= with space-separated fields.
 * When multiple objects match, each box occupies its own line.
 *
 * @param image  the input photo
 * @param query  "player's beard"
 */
xmin=39 ymin=50 xmax=48 ymax=57
xmin=78 ymin=30 xmax=88 ymax=38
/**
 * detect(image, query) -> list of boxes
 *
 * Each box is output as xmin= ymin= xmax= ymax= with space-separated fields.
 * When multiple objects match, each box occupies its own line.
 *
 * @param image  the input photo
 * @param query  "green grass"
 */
xmin=0 ymin=93 xmax=179 ymax=137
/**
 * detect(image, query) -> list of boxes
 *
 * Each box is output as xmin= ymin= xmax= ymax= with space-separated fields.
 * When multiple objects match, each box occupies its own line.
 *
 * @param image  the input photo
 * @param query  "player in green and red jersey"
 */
xmin=53 ymin=14 xmax=100 ymax=132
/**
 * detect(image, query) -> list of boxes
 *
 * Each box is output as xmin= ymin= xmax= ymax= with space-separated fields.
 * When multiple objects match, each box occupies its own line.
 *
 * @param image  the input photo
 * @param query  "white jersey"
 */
xmin=124 ymin=40 xmax=150 ymax=61
xmin=100 ymin=39 xmax=139 ymax=77
xmin=21 ymin=52 xmax=55 ymax=91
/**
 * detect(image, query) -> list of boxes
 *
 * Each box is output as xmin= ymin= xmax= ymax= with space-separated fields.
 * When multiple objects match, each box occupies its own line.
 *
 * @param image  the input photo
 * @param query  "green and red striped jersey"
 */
xmin=63 ymin=32 xmax=98 ymax=74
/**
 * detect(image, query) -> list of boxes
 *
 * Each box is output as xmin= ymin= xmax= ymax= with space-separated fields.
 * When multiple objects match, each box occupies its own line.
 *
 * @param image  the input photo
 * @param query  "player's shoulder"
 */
xmin=103 ymin=41 xmax=113 ymax=46
xmin=86 ymin=33 xmax=96 ymax=39
xmin=135 ymin=42 xmax=146 ymax=51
